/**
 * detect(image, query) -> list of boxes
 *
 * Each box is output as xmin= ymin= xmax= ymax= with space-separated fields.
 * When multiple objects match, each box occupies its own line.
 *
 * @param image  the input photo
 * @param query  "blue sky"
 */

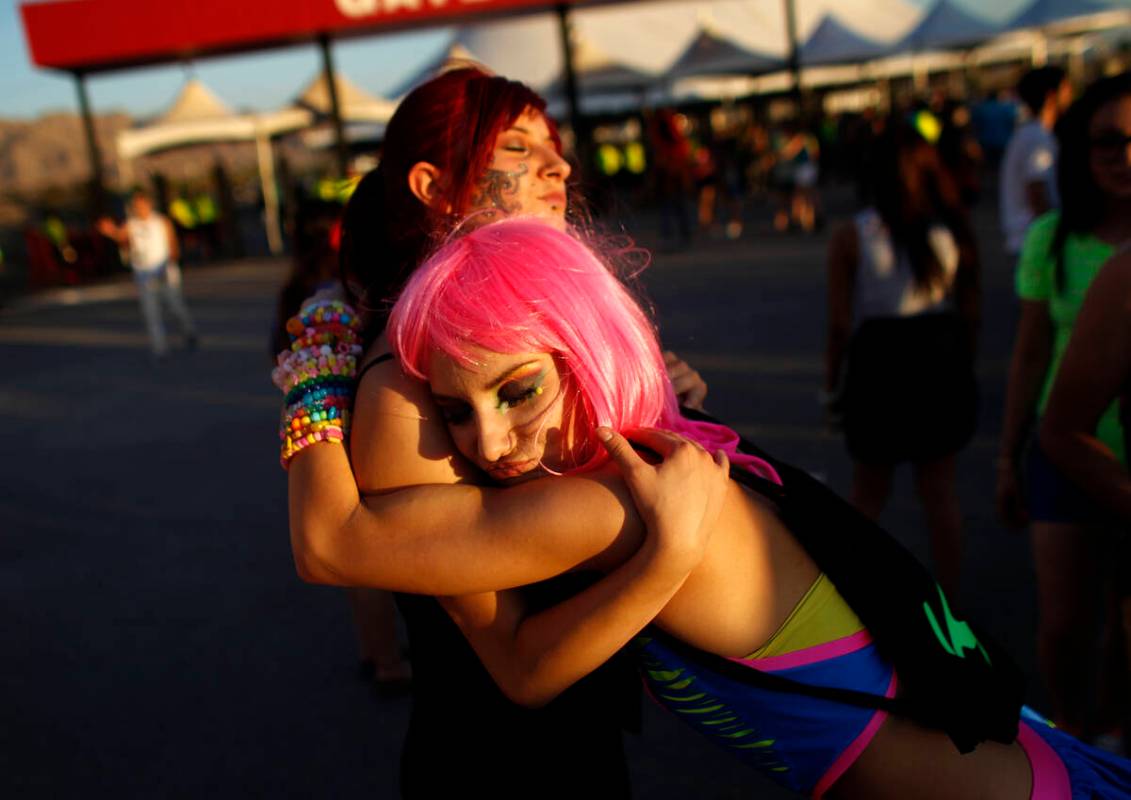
xmin=1 ymin=0 xmax=452 ymax=119
xmin=2 ymin=0 xmax=1021 ymax=120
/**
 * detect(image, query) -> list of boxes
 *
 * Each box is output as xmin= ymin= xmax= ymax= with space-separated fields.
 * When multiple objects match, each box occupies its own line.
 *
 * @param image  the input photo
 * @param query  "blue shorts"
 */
xmin=1024 ymin=440 xmax=1104 ymax=525
xmin=1019 ymin=706 xmax=1131 ymax=798
xmin=637 ymin=630 xmax=894 ymax=798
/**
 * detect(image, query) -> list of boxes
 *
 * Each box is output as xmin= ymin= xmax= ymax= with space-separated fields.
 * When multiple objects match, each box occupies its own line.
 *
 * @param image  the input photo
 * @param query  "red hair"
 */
xmin=340 ymin=66 xmax=559 ymax=335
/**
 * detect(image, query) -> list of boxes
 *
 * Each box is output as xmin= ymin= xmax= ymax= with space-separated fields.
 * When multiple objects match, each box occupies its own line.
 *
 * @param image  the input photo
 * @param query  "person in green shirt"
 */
xmin=996 ymin=72 xmax=1131 ymax=742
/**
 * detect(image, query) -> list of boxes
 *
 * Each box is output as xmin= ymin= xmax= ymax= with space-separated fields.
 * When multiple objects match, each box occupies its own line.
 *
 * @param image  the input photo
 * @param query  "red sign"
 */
xmin=21 ymin=0 xmax=577 ymax=72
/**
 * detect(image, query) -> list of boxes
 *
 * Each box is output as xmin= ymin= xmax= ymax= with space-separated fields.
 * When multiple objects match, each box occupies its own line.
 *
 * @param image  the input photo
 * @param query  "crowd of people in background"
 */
xmin=10 ymin=69 xmax=1110 ymax=282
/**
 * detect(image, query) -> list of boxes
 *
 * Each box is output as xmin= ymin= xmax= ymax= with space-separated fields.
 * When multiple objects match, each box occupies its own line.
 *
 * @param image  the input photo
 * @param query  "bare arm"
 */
xmin=949 ymin=213 xmax=982 ymax=356
xmin=663 ymin=350 xmax=708 ymax=410
xmin=996 ymin=300 xmax=1054 ymax=526
xmin=440 ymin=429 xmax=729 ymax=707
xmin=1040 ymin=252 xmax=1131 ymax=522
xmin=825 ymin=222 xmax=856 ymax=394
xmin=289 ymin=355 xmax=648 ymax=595
xmin=96 ymin=217 xmax=128 ymax=246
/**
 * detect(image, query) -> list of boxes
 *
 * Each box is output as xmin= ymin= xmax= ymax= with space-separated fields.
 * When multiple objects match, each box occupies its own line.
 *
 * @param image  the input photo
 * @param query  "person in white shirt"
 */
xmin=99 ymin=191 xmax=197 ymax=358
xmin=999 ymin=67 xmax=1073 ymax=255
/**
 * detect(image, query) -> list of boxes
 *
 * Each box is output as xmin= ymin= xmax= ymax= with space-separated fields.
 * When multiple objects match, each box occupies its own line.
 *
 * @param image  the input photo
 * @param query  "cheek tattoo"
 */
xmin=471 ymin=162 xmax=528 ymax=217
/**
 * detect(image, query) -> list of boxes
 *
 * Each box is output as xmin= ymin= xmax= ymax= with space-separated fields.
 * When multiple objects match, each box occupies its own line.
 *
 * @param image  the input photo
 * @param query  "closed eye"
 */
xmin=496 ymin=385 xmax=540 ymax=412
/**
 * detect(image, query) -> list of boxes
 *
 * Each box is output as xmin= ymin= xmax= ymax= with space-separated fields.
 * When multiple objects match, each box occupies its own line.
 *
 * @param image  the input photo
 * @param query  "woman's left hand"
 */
xmin=598 ymin=427 xmax=729 ymax=571
xmin=664 ymin=351 xmax=708 ymax=411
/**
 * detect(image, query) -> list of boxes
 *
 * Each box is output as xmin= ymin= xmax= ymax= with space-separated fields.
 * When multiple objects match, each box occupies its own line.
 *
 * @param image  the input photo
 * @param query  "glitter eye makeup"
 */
xmin=495 ymin=369 xmax=546 ymax=414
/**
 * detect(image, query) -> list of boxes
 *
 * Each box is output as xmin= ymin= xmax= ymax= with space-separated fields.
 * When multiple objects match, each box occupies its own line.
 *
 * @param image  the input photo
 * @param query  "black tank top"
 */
xmin=396 ymin=577 xmax=638 ymax=798
xmin=359 ymin=355 xmax=638 ymax=798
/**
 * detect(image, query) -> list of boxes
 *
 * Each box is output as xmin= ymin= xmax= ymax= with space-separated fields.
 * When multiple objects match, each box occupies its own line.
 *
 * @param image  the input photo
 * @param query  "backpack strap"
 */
xmin=678 ymin=406 xmax=1025 ymax=752
xmin=648 ymin=629 xmax=909 ymax=716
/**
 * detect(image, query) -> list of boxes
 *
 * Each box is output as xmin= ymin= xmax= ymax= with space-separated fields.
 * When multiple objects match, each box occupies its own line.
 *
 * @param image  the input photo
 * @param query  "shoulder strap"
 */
xmin=356 ymin=352 xmax=394 ymax=386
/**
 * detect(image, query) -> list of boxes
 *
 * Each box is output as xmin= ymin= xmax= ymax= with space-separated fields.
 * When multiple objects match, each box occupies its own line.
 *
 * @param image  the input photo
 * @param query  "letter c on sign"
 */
xmin=335 ymin=0 xmax=378 ymax=18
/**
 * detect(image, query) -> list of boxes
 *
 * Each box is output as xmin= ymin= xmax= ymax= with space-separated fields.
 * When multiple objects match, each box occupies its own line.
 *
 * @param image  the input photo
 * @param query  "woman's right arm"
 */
xmin=288 ymin=358 xmax=648 ymax=595
xmin=1040 ymin=251 xmax=1131 ymax=522
xmin=996 ymin=217 xmax=1058 ymax=527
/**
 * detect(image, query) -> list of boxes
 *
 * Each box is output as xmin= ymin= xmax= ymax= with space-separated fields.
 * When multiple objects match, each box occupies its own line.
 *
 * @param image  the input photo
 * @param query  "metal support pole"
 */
xmin=74 ymin=71 xmax=107 ymax=217
xmin=781 ymin=0 xmax=802 ymax=110
xmin=1031 ymin=31 xmax=1049 ymax=67
xmin=256 ymin=130 xmax=285 ymax=256
xmin=555 ymin=4 xmax=587 ymax=176
xmin=318 ymin=34 xmax=349 ymax=178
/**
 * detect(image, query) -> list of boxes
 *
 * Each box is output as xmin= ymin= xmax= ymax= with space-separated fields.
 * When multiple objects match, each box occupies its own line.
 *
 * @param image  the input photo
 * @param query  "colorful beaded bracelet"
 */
xmin=289 ymin=326 xmax=361 ymax=352
xmin=280 ymin=426 xmax=346 ymax=469
xmin=276 ymin=298 xmax=365 ymax=470
xmin=279 ymin=404 xmax=350 ymax=437
xmin=287 ymin=300 xmax=362 ymax=337
xmin=274 ymin=349 xmax=361 ymax=395
xmin=284 ymin=374 xmax=357 ymax=407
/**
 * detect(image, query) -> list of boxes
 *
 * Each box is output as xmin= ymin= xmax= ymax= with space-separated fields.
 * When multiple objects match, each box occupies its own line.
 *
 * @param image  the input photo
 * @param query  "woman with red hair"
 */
xmin=283 ymin=66 xmax=709 ymax=797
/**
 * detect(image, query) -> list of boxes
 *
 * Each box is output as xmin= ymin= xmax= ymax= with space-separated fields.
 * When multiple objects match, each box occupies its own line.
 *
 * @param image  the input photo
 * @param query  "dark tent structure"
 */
xmin=891 ymin=0 xmax=1002 ymax=52
xmin=1008 ymin=0 xmax=1131 ymax=29
xmin=665 ymin=27 xmax=783 ymax=79
xmin=799 ymin=15 xmax=889 ymax=66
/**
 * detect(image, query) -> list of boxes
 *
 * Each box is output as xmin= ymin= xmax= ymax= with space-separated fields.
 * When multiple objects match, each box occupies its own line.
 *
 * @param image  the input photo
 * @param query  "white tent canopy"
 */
xmin=371 ymin=0 xmax=1123 ymax=118
xmin=293 ymin=70 xmax=397 ymax=124
xmin=156 ymin=78 xmax=233 ymax=124
xmin=118 ymin=71 xmax=394 ymax=161
xmin=416 ymin=1 xmax=921 ymax=101
xmin=117 ymin=73 xmax=394 ymax=254
xmin=117 ymin=79 xmax=309 ymax=160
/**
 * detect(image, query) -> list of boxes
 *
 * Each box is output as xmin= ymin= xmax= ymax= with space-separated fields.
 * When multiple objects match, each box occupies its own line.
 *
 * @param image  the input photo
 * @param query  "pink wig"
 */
xmin=387 ymin=218 xmax=779 ymax=482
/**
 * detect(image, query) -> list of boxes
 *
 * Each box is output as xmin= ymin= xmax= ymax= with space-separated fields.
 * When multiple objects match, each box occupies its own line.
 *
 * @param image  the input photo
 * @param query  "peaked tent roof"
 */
xmin=541 ymin=36 xmax=657 ymax=96
xmin=121 ymin=69 xmax=394 ymax=162
xmin=157 ymin=78 xmax=234 ymax=125
xmin=893 ymin=0 xmax=1001 ymax=52
xmin=294 ymin=70 xmax=395 ymax=122
xmin=1007 ymin=0 xmax=1131 ymax=29
xmin=799 ymin=15 xmax=890 ymax=66
xmin=388 ymin=40 xmax=482 ymax=99
xmin=665 ymin=27 xmax=783 ymax=79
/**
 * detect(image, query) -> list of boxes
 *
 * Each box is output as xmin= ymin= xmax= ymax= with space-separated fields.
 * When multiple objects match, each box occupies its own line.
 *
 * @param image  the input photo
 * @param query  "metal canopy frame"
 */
xmin=20 ymin=0 xmax=805 ymax=215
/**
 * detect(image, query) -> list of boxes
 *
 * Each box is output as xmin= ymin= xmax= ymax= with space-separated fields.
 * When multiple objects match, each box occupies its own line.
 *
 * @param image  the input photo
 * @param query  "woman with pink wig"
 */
xmin=283 ymin=66 xmax=712 ymax=798
xmin=370 ymin=217 xmax=1129 ymax=799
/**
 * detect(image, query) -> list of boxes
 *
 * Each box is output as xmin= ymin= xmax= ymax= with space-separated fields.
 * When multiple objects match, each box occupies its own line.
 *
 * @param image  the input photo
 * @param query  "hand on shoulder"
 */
xmin=597 ymin=427 xmax=729 ymax=570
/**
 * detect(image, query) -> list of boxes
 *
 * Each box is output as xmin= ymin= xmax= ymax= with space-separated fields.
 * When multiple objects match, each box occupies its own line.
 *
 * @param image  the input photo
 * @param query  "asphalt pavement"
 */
xmin=1 ymin=189 xmax=1044 ymax=799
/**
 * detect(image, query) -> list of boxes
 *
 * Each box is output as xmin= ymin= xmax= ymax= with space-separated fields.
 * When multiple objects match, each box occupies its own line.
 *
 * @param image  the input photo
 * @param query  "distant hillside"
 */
xmin=0 ymin=112 xmax=132 ymax=196
xmin=0 ymin=110 xmax=330 ymax=227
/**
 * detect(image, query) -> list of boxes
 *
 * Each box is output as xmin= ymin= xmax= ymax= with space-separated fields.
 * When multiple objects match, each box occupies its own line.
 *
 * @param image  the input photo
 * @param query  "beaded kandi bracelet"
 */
xmin=275 ymin=299 xmax=364 ymax=469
